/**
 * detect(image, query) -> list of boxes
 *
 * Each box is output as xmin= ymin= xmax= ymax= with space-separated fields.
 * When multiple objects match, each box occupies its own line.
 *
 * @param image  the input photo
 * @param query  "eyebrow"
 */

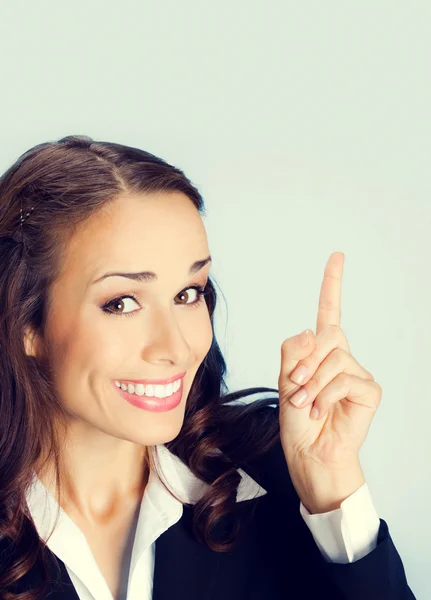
xmin=91 ymin=256 xmax=212 ymax=285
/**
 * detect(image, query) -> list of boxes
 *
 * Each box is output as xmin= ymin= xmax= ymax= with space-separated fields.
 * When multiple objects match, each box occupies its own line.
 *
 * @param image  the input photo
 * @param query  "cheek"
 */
xmin=45 ymin=313 xmax=120 ymax=395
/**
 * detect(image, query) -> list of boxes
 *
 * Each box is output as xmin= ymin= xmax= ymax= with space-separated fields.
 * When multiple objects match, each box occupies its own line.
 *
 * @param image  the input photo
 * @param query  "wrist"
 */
xmin=287 ymin=456 xmax=366 ymax=514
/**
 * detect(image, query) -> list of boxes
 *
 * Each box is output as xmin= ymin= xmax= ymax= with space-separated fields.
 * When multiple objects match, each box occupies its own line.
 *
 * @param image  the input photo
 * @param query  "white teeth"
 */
xmin=135 ymin=383 xmax=145 ymax=396
xmin=154 ymin=385 xmax=164 ymax=398
xmin=114 ymin=378 xmax=182 ymax=398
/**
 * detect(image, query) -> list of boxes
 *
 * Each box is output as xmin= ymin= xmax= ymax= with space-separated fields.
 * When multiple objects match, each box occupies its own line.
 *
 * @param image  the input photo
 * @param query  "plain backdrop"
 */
xmin=0 ymin=1 xmax=429 ymax=597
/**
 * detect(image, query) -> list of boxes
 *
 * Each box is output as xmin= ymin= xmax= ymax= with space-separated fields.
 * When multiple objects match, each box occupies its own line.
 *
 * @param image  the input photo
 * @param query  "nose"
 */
xmin=140 ymin=305 xmax=191 ymax=367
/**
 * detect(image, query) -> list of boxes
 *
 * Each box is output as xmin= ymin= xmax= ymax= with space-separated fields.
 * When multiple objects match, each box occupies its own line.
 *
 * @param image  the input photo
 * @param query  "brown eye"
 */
xmin=176 ymin=290 xmax=191 ymax=304
xmin=175 ymin=287 xmax=205 ymax=306
xmin=102 ymin=295 xmax=140 ymax=316
xmin=111 ymin=299 xmax=124 ymax=313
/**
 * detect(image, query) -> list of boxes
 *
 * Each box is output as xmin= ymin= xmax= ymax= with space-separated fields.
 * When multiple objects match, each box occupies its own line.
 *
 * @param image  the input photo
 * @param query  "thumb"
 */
xmin=278 ymin=329 xmax=315 ymax=396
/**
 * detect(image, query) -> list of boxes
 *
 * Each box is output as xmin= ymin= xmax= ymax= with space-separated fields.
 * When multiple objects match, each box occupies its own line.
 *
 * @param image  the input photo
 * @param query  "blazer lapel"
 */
xmin=152 ymin=504 xmax=224 ymax=600
xmin=16 ymin=549 xmax=82 ymax=600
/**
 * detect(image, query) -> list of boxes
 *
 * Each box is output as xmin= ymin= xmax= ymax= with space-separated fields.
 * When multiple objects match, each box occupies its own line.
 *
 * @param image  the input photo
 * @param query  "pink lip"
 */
xmin=115 ymin=372 xmax=186 ymax=386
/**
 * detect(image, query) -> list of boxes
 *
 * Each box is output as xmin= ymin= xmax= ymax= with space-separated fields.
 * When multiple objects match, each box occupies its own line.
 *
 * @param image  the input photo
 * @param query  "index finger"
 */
xmin=316 ymin=252 xmax=345 ymax=335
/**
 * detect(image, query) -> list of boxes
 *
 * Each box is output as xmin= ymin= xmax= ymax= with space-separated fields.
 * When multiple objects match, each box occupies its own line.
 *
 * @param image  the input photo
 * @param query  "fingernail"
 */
xmin=310 ymin=407 xmax=319 ymax=420
xmin=299 ymin=330 xmax=309 ymax=346
xmin=291 ymin=388 xmax=308 ymax=407
xmin=290 ymin=365 xmax=308 ymax=385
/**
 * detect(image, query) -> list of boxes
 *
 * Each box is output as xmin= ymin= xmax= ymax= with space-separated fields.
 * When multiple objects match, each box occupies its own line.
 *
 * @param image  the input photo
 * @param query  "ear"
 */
xmin=23 ymin=327 xmax=47 ymax=360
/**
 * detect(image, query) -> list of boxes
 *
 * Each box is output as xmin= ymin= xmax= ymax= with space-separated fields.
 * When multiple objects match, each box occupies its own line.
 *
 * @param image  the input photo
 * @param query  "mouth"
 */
xmin=112 ymin=377 xmax=184 ymax=412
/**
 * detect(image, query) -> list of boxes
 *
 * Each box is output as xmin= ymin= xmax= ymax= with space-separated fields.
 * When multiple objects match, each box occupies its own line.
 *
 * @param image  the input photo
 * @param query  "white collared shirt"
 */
xmin=25 ymin=444 xmax=380 ymax=600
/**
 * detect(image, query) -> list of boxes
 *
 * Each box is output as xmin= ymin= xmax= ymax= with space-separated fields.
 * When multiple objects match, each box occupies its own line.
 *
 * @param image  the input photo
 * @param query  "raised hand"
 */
xmin=277 ymin=252 xmax=382 ymax=514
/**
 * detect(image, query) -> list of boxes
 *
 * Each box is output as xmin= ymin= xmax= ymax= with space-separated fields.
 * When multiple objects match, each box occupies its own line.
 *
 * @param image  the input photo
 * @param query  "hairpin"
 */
xmin=11 ymin=200 xmax=37 ymax=245
xmin=19 ymin=205 xmax=36 ymax=225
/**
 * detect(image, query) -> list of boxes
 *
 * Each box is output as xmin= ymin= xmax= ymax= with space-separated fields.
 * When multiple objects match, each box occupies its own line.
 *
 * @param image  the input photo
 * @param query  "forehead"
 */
xmin=61 ymin=192 xmax=209 ymax=283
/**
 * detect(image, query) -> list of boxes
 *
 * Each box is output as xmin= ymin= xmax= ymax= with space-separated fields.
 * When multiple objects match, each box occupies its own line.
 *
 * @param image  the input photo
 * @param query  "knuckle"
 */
xmin=323 ymin=324 xmax=348 ymax=347
xmin=333 ymin=324 xmax=349 ymax=345
xmin=333 ymin=347 xmax=347 ymax=361
xmin=337 ymin=372 xmax=350 ymax=386
xmin=282 ymin=336 xmax=296 ymax=350
xmin=326 ymin=323 xmax=341 ymax=335
xmin=326 ymin=347 xmax=346 ymax=372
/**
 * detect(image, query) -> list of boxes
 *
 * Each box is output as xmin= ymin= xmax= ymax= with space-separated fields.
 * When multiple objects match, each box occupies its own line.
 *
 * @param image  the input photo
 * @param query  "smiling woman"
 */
xmin=0 ymin=136 xmax=415 ymax=600
xmin=0 ymin=136 xmax=282 ymax=599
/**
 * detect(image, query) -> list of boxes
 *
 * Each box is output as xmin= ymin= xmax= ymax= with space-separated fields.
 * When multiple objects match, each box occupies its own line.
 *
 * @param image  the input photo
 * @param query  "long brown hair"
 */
xmin=0 ymin=135 xmax=280 ymax=599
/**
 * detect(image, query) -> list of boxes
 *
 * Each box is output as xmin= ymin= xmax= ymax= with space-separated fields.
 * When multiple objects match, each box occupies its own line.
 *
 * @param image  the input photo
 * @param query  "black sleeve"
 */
xmin=321 ymin=517 xmax=416 ymax=599
xmin=240 ymin=405 xmax=417 ymax=600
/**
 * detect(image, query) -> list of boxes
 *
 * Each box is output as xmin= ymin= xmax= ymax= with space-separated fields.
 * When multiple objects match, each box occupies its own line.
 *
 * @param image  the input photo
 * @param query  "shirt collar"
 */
xmin=26 ymin=443 xmax=267 ymax=535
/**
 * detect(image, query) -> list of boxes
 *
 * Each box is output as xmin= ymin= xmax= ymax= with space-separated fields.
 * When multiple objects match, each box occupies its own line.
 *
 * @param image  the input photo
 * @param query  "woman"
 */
xmin=0 ymin=136 xmax=415 ymax=599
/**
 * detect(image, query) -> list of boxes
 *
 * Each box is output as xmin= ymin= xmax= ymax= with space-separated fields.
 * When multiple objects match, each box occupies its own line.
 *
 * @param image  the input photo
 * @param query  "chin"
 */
xmin=121 ymin=411 xmax=186 ymax=447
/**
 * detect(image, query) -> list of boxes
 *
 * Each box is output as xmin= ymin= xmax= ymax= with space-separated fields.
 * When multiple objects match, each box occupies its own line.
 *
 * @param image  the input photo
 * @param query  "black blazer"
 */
xmin=1 ymin=410 xmax=416 ymax=600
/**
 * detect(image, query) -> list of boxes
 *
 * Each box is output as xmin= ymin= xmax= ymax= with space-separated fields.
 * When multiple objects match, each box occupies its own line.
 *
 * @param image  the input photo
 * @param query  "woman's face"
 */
xmin=30 ymin=191 xmax=213 ymax=446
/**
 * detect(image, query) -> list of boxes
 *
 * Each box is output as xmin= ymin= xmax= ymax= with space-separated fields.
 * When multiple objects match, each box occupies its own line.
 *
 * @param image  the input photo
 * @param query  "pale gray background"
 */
xmin=0 ymin=1 xmax=428 ymax=597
